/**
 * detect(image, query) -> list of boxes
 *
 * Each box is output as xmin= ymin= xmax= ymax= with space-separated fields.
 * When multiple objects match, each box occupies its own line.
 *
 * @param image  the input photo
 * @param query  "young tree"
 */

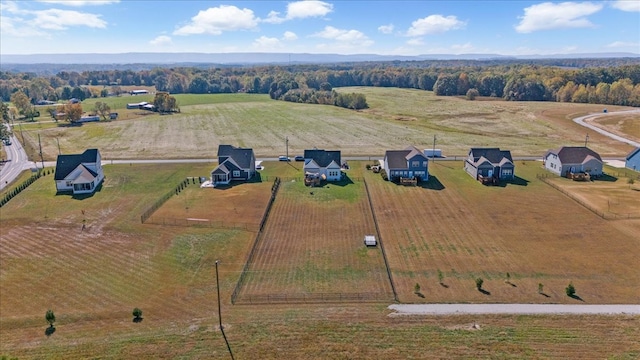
xmin=565 ymin=282 xmax=576 ymax=297
xmin=132 ymin=307 xmax=143 ymax=321
xmin=538 ymin=283 xmax=544 ymax=294
xmin=475 ymin=277 xmax=484 ymax=291
xmin=437 ymin=269 xmax=444 ymax=285
xmin=94 ymin=101 xmax=111 ymax=120
xmin=45 ymin=309 xmax=56 ymax=328
xmin=414 ymin=283 xmax=421 ymax=294
xmin=505 ymin=272 xmax=511 ymax=283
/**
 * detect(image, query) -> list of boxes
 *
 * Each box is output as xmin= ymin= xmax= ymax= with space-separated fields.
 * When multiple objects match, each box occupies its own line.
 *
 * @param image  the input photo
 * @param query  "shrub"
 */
xmin=132 ymin=307 xmax=142 ymax=319
xmin=414 ymin=283 xmax=421 ymax=294
xmin=565 ymin=282 xmax=576 ymax=297
xmin=475 ymin=277 xmax=484 ymax=290
xmin=380 ymin=171 xmax=388 ymax=181
xmin=45 ymin=309 xmax=56 ymax=327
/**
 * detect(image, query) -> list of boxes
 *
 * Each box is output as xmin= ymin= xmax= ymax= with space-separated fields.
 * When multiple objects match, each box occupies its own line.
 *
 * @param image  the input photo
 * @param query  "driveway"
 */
xmin=389 ymin=303 xmax=640 ymax=316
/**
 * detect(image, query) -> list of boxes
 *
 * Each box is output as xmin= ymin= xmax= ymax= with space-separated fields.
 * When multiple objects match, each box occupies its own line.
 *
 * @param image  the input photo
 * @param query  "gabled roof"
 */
xmin=72 ymin=165 xmax=98 ymax=183
xmin=626 ymin=147 xmax=640 ymax=161
xmin=547 ymin=146 xmax=602 ymax=164
xmin=469 ymin=148 xmax=513 ymax=165
xmin=385 ymin=146 xmax=428 ymax=169
xmin=55 ymin=149 xmax=100 ymax=180
xmin=303 ymin=149 xmax=341 ymax=168
xmin=217 ymin=145 xmax=254 ymax=169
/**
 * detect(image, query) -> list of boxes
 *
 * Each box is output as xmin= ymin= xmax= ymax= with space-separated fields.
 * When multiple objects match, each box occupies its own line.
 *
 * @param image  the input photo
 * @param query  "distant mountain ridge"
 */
xmin=2 ymin=51 xmax=639 ymax=65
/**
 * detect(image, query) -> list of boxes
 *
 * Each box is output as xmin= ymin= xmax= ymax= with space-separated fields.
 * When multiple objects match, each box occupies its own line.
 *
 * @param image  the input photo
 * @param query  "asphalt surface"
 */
xmin=388 ymin=303 xmax=640 ymax=315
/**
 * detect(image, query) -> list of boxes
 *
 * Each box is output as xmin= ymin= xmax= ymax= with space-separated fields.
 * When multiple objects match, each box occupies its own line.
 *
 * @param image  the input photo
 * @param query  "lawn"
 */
xmin=1 ymin=161 xmax=639 ymax=359
xmin=365 ymin=160 xmax=640 ymax=304
xmin=16 ymin=89 xmax=638 ymax=161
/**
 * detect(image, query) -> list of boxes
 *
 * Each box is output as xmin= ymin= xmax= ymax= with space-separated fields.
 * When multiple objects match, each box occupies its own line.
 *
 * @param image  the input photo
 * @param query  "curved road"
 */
xmin=389 ymin=303 xmax=640 ymax=316
xmin=573 ymin=109 xmax=640 ymax=148
xmin=0 ymin=133 xmax=36 ymax=191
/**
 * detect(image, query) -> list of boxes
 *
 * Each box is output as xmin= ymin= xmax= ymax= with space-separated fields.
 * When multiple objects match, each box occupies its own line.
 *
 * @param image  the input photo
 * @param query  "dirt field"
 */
xmin=545 ymin=172 xmax=640 ymax=219
xmin=235 ymin=176 xmax=394 ymax=303
xmin=365 ymin=161 xmax=640 ymax=304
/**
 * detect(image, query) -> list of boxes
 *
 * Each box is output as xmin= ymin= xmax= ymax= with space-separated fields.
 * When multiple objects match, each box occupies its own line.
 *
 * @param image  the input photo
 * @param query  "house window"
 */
xmin=233 ymin=170 xmax=241 ymax=178
xmin=411 ymin=161 xmax=420 ymax=167
xmin=502 ymin=169 xmax=512 ymax=176
xmin=66 ymin=180 xmax=73 ymax=186
xmin=422 ymin=161 xmax=428 ymax=167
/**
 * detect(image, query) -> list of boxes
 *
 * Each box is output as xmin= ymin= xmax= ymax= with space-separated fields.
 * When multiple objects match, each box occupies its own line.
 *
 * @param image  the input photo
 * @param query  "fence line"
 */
xmin=140 ymin=177 xmax=199 ymax=223
xmin=363 ymin=178 xmax=398 ymax=302
xmin=537 ymin=174 xmax=639 ymax=220
xmin=233 ymin=292 xmax=392 ymax=305
xmin=231 ymin=177 xmax=281 ymax=304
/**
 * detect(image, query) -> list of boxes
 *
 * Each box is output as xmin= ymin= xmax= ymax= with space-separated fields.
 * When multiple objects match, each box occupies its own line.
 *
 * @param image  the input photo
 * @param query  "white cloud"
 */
xmin=515 ymin=2 xmax=603 ymax=33
xmin=38 ymin=0 xmax=119 ymax=6
xmin=174 ymin=5 xmax=259 ymax=35
xmin=312 ymin=26 xmax=373 ymax=51
xmin=406 ymin=15 xmax=465 ymax=36
xmin=378 ymin=24 xmax=394 ymax=34
xmin=263 ymin=1 xmax=333 ymax=24
xmin=0 ymin=2 xmax=106 ymax=33
xmin=253 ymin=36 xmax=282 ymax=49
xmin=611 ymin=0 xmax=640 ymax=12
xmin=149 ymin=35 xmax=172 ymax=46
xmin=606 ymin=40 xmax=640 ymax=48
xmin=31 ymin=8 xmax=107 ymax=30
xmin=283 ymin=31 xmax=298 ymax=41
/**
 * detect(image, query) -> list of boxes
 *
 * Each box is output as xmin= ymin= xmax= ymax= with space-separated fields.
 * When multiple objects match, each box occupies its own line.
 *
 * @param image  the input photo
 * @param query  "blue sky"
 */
xmin=1 ymin=0 xmax=639 ymax=55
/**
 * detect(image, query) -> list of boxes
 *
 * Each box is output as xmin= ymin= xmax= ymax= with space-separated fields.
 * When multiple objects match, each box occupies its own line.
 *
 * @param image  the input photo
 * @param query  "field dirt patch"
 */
xmin=393 ymin=115 xmax=417 ymax=121
xmin=588 ymin=112 xmax=640 ymax=143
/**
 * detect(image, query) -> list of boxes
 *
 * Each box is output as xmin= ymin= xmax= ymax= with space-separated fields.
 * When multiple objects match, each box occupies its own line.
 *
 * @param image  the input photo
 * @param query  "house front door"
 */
xmin=487 ymin=169 xmax=493 ymax=177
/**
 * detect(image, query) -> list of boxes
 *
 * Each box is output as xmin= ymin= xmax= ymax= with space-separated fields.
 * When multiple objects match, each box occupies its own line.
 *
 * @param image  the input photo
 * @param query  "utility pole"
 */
xmin=215 ymin=260 xmax=234 ymax=360
xmin=285 ymin=136 xmax=289 ymax=160
xmin=38 ymin=133 xmax=44 ymax=169
xmin=432 ymin=134 xmax=437 ymax=163
xmin=56 ymin=137 xmax=61 ymax=155
xmin=584 ymin=133 xmax=589 ymax=147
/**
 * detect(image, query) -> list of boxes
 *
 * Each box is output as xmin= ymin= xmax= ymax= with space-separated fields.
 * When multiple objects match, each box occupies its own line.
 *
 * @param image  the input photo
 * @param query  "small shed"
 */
xmin=364 ymin=235 xmax=377 ymax=247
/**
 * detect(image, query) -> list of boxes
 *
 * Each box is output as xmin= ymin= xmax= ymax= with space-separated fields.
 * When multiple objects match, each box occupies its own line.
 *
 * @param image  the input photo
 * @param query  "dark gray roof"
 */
xmin=469 ymin=148 xmax=513 ymax=164
xmin=385 ymin=146 xmax=428 ymax=169
xmin=54 ymin=149 xmax=99 ymax=180
xmin=217 ymin=145 xmax=254 ymax=169
xmin=303 ymin=149 xmax=341 ymax=168
xmin=549 ymin=146 xmax=602 ymax=164
xmin=626 ymin=147 xmax=640 ymax=161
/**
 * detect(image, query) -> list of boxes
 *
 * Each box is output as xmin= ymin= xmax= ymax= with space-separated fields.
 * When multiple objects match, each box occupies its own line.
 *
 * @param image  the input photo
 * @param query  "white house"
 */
xmin=543 ymin=146 xmax=603 ymax=177
xmin=303 ymin=149 xmax=343 ymax=182
xmin=54 ymin=149 xmax=104 ymax=195
xmin=626 ymin=147 xmax=640 ymax=171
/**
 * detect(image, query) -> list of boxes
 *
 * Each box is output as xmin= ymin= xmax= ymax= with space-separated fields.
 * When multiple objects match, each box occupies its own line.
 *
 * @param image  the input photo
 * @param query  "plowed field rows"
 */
xmin=238 ymin=181 xmax=393 ymax=301
xmin=365 ymin=161 xmax=640 ymax=303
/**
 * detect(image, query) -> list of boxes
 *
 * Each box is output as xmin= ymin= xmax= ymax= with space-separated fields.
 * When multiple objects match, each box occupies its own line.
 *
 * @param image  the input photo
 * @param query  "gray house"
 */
xmin=626 ymin=147 xmax=640 ymax=172
xmin=464 ymin=148 xmax=515 ymax=184
xmin=210 ymin=145 xmax=256 ymax=186
xmin=383 ymin=146 xmax=429 ymax=182
xmin=543 ymin=146 xmax=603 ymax=177
xmin=54 ymin=148 xmax=104 ymax=195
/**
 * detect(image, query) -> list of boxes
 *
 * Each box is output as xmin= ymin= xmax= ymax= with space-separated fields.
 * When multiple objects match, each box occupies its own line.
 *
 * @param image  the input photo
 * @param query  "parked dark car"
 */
xmin=294 ymin=155 xmax=304 ymax=161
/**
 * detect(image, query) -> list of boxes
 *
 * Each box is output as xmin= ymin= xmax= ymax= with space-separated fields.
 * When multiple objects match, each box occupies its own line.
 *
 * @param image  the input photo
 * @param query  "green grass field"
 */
xmin=16 ymin=88 xmax=638 ymax=161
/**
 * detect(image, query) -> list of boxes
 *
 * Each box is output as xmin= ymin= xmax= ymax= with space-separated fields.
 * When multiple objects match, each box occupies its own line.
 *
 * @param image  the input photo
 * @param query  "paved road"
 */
xmin=573 ymin=109 xmax=640 ymax=148
xmin=0 ymin=133 xmax=37 ymax=191
xmin=389 ymin=304 xmax=640 ymax=316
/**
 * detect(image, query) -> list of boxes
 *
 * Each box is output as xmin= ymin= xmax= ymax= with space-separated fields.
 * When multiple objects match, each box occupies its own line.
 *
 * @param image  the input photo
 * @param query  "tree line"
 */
xmin=1 ymin=59 xmax=639 ymax=107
